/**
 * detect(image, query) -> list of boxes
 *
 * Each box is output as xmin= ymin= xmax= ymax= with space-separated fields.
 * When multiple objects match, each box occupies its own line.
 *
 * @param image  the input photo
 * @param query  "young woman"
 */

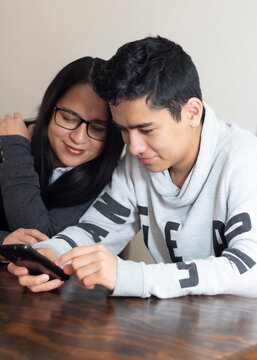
xmin=0 ymin=57 xmax=123 ymax=247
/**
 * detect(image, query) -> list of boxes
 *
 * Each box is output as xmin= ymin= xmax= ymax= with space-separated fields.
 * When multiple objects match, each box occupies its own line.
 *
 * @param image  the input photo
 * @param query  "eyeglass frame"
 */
xmin=53 ymin=106 xmax=107 ymax=142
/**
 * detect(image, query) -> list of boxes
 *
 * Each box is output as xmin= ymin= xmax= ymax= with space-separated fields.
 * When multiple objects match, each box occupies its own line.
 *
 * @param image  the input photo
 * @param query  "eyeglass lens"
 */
xmin=55 ymin=108 xmax=106 ymax=141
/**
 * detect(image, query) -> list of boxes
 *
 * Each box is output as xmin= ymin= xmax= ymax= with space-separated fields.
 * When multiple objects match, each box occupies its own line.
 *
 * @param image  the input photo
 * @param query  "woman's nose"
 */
xmin=69 ymin=123 xmax=89 ymax=144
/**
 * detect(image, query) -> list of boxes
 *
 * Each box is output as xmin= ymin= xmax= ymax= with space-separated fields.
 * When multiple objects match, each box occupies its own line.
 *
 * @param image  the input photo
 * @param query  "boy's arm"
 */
xmin=36 ymin=145 xmax=257 ymax=299
xmin=34 ymin=168 xmax=140 ymax=257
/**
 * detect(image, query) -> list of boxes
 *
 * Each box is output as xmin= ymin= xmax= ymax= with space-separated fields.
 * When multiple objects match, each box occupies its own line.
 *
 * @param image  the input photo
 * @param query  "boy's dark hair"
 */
xmin=94 ymin=36 xmax=202 ymax=121
xmin=31 ymin=57 xmax=124 ymax=209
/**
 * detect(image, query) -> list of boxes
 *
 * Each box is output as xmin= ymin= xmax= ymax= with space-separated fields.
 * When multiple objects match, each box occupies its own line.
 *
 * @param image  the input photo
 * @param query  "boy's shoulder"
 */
xmin=204 ymin=103 xmax=257 ymax=155
xmin=219 ymin=123 xmax=257 ymax=160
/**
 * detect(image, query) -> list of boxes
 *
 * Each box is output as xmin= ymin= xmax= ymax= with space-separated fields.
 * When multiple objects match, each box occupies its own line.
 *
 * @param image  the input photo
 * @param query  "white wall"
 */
xmin=1 ymin=0 xmax=256 ymax=263
xmin=1 ymin=0 xmax=257 ymax=133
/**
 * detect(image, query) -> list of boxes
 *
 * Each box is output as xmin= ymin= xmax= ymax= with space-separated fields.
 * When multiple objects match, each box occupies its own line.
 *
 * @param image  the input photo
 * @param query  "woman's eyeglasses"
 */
xmin=54 ymin=106 xmax=107 ymax=142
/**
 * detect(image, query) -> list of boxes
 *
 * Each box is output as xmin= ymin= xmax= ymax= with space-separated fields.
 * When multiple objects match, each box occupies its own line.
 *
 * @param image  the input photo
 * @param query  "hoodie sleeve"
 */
xmin=34 ymin=153 xmax=141 ymax=258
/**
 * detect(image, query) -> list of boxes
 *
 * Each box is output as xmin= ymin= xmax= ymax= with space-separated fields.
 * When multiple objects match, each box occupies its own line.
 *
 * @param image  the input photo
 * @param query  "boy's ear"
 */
xmin=186 ymin=98 xmax=203 ymax=127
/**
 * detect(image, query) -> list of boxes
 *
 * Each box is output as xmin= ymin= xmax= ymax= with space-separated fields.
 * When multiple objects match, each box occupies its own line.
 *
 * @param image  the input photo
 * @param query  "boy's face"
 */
xmin=110 ymin=96 xmax=203 ymax=187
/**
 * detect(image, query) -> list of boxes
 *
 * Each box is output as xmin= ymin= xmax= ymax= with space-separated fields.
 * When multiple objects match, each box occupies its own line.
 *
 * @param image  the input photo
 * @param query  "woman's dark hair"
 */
xmin=95 ymin=36 xmax=203 ymax=121
xmin=31 ymin=57 xmax=124 ymax=209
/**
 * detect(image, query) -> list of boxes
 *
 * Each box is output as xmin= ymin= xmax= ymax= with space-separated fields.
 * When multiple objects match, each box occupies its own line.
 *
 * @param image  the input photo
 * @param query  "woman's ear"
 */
xmin=186 ymin=98 xmax=203 ymax=127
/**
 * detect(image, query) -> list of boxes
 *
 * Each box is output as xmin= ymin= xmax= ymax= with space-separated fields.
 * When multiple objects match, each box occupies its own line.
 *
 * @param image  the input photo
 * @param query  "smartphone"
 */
xmin=0 ymin=244 xmax=69 ymax=281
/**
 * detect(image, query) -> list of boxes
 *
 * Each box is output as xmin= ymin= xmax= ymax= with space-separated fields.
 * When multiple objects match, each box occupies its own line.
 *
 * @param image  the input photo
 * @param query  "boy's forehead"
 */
xmin=110 ymin=97 xmax=148 ymax=112
xmin=110 ymin=97 xmax=171 ymax=126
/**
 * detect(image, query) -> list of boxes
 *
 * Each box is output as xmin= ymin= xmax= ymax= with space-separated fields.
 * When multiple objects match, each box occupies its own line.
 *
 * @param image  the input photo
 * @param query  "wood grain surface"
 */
xmin=0 ymin=267 xmax=257 ymax=359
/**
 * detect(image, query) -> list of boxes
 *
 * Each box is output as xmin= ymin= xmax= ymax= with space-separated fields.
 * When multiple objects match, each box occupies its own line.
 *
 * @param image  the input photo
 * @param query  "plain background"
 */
xmin=1 ymin=0 xmax=257 ymax=134
xmin=1 ymin=0 xmax=257 ymax=262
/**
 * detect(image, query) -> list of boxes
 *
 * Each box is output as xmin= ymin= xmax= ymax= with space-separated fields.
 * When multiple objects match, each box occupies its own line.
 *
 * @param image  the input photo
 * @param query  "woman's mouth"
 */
xmin=65 ymin=144 xmax=84 ymax=155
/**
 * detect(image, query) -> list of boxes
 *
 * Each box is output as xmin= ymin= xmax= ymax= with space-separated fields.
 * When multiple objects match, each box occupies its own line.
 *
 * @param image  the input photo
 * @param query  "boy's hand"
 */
xmin=56 ymin=244 xmax=117 ymax=291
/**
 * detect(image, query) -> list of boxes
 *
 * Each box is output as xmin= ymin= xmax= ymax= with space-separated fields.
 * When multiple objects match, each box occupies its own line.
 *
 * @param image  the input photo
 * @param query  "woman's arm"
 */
xmin=0 ymin=135 xmax=92 ymax=236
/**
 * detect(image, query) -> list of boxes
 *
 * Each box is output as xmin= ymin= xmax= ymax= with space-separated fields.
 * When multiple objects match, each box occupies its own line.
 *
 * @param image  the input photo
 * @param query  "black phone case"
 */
xmin=0 ymin=244 xmax=69 ymax=281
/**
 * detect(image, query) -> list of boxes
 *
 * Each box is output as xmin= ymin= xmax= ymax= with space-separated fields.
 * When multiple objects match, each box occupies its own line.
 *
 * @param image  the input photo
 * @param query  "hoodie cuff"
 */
xmin=111 ymin=257 xmax=145 ymax=297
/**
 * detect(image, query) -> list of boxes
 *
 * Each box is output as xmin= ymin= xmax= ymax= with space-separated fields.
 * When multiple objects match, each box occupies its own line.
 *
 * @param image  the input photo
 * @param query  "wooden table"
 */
xmin=1 ymin=267 xmax=257 ymax=360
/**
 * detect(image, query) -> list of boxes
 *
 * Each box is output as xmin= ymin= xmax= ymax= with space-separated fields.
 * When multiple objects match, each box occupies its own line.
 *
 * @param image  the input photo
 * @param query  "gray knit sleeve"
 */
xmin=0 ymin=135 xmax=92 ymax=237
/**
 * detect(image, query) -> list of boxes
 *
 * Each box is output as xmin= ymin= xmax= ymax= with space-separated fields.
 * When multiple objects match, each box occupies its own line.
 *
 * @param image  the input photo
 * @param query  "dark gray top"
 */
xmin=0 ymin=135 xmax=92 ymax=245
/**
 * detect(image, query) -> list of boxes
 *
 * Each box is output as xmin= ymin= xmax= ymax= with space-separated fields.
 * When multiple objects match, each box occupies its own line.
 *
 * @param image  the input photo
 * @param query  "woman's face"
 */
xmin=48 ymin=84 xmax=108 ymax=168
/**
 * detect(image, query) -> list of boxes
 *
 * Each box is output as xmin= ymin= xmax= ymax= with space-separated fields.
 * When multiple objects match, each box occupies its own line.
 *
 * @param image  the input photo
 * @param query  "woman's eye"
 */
xmin=63 ymin=116 xmax=77 ymax=124
xmin=90 ymin=123 xmax=107 ymax=133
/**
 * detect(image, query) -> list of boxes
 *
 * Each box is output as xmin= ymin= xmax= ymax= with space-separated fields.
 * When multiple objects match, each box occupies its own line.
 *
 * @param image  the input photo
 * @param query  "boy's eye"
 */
xmin=140 ymin=129 xmax=153 ymax=134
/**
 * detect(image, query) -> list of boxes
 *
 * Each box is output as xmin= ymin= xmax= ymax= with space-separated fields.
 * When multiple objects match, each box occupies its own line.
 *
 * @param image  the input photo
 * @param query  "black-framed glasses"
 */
xmin=54 ymin=106 xmax=107 ymax=142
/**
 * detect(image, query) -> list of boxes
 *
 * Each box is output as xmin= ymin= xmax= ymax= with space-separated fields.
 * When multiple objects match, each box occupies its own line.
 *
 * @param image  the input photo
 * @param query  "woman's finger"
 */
xmin=18 ymin=273 xmax=50 ymax=287
xmin=7 ymin=262 xmax=28 ymax=276
xmin=13 ymin=112 xmax=22 ymax=119
xmin=28 ymin=279 xmax=64 ymax=293
xmin=22 ymin=228 xmax=49 ymax=242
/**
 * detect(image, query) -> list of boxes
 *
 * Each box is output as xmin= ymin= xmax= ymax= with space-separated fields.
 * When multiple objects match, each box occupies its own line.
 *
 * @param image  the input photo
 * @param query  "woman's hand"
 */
xmin=3 ymin=228 xmax=49 ymax=247
xmin=7 ymin=247 xmax=64 ymax=292
xmin=56 ymin=244 xmax=117 ymax=291
xmin=27 ymin=123 xmax=36 ymax=139
xmin=0 ymin=113 xmax=31 ymax=141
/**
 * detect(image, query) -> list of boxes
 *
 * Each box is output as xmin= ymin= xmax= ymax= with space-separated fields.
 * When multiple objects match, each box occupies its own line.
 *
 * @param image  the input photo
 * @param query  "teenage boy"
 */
xmin=10 ymin=36 xmax=257 ymax=298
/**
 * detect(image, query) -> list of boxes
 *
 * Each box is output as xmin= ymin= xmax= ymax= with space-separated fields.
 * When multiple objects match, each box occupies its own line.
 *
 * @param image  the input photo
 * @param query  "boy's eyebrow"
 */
xmin=113 ymin=122 xmax=154 ymax=130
